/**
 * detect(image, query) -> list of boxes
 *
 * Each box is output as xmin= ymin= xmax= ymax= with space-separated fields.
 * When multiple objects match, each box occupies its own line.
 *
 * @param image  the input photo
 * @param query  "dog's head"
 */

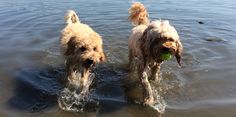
xmin=142 ymin=20 xmax=183 ymax=66
xmin=65 ymin=36 xmax=106 ymax=70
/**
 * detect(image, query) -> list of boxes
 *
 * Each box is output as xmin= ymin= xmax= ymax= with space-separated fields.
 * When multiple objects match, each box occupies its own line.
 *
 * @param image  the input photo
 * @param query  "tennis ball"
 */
xmin=161 ymin=52 xmax=172 ymax=60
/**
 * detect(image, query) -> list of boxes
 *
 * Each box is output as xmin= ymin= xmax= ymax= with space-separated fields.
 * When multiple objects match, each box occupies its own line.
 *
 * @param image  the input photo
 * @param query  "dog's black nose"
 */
xmin=86 ymin=59 xmax=94 ymax=66
xmin=162 ymin=47 xmax=170 ymax=52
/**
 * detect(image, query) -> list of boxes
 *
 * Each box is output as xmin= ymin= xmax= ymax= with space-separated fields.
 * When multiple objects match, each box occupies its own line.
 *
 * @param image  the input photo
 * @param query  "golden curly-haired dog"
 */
xmin=60 ymin=10 xmax=105 ymax=89
xmin=128 ymin=2 xmax=183 ymax=105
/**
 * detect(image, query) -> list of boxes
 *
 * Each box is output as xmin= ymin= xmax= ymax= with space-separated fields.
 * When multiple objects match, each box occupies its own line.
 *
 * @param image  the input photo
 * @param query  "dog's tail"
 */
xmin=128 ymin=2 xmax=149 ymax=26
xmin=64 ymin=10 xmax=80 ymax=24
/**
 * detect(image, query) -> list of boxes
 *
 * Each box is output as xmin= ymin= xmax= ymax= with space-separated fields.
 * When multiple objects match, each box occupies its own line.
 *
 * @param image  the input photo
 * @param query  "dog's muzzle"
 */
xmin=162 ymin=42 xmax=177 ymax=53
xmin=162 ymin=46 xmax=176 ymax=54
xmin=162 ymin=47 xmax=175 ymax=54
xmin=162 ymin=47 xmax=171 ymax=52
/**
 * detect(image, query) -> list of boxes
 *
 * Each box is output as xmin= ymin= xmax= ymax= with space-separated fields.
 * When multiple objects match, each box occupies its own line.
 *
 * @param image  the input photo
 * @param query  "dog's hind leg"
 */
xmin=128 ymin=50 xmax=134 ymax=70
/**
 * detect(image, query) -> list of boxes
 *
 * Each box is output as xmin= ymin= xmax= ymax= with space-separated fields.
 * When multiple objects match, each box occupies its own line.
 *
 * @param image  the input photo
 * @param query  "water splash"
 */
xmin=148 ymin=88 xmax=166 ymax=114
xmin=57 ymin=73 xmax=99 ymax=112
xmin=125 ymin=71 xmax=167 ymax=114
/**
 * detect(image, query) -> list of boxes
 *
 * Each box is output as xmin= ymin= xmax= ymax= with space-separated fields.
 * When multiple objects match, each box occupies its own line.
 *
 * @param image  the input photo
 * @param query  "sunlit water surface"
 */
xmin=1 ymin=0 xmax=236 ymax=117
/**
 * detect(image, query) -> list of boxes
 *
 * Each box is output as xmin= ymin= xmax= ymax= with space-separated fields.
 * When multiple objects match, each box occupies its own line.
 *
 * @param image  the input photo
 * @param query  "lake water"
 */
xmin=1 ymin=0 xmax=236 ymax=117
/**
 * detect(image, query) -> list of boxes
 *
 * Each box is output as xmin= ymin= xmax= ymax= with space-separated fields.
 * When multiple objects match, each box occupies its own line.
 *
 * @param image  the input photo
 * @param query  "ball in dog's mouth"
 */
xmin=160 ymin=51 xmax=172 ymax=60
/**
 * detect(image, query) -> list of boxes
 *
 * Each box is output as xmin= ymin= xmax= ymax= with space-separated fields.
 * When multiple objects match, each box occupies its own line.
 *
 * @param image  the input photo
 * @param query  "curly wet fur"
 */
xmin=60 ymin=10 xmax=105 ymax=88
xmin=128 ymin=2 xmax=183 ymax=105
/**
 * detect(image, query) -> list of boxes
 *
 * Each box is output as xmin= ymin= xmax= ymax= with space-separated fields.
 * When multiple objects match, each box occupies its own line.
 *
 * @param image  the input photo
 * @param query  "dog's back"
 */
xmin=128 ymin=25 xmax=147 ymax=57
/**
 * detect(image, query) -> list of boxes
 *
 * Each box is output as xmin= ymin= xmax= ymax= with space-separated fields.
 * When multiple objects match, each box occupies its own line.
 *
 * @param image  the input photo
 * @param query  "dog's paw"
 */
xmin=143 ymin=95 xmax=154 ymax=105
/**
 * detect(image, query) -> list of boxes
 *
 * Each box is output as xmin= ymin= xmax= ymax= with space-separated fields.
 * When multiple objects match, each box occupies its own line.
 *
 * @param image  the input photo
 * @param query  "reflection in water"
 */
xmin=8 ymin=67 xmax=63 ymax=112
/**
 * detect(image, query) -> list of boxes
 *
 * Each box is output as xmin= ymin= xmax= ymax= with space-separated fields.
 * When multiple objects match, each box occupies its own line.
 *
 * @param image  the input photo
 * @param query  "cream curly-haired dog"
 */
xmin=128 ymin=2 xmax=183 ymax=105
xmin=60 ymin=10 xmax=105 ymax=89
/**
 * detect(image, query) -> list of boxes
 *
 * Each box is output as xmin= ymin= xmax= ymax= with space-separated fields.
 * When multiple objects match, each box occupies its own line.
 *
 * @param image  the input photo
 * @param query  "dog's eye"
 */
xmin=93 ymin=47 xmax=97 ymax=51
xmin=80 ymin=46 xmax=86 ymax=52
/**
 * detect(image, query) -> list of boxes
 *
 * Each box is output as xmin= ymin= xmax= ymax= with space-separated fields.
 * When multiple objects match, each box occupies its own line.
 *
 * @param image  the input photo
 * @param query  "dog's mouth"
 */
xmin=160 ymin=46 xmax=182 ymax=67
xmin=69 ymin=59 xmax=95 ymax=87
xmin=81 ymin=59 xmax=96 ymax=76
xmin=159 ymin=47 xmax=175 ymax=61
xmin=83 ymin=59 xmax=95 ymax=69
xmin=162 ymin=41 xmax=177 ymax=54
xmin=73 ymin=59 xmax=95 ymax=79
xmin=71 ymin=59 xmax=96 ymax=79
xmin=162 ymin=47 xmax=175 ymax=55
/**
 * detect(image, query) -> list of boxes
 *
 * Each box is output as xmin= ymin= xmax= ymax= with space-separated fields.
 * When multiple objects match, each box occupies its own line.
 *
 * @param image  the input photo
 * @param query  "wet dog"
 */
xmin=60 ymin=10 xmax=105 ymax=89
xmin=128 ymin=2 xmax=183 ymax=105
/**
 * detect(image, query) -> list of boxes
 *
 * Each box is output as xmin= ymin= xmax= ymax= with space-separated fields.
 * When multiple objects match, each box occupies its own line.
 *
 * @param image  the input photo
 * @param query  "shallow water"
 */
xmin=1 ymin=0 xmax=236 ymax=117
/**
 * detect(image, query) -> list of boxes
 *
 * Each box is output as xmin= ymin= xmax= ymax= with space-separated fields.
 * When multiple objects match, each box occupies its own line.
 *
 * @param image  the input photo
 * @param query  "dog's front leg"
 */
xmin=138 ymin=62 xmax=154 ymax=105
xmin=65 ymin=59 xmax=78 ymax=86
xmin=80 ymin=69 xmax=90 ymax=89
xmin=150 ymin=64 xmax=161 ymax=83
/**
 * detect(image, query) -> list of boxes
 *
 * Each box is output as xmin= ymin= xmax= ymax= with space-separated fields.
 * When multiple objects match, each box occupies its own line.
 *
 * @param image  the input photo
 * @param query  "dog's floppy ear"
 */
xmin=175 ymin=40 xmax=183 ymax=67
xmin=65 ymin=37 xmax=76 ymax=56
